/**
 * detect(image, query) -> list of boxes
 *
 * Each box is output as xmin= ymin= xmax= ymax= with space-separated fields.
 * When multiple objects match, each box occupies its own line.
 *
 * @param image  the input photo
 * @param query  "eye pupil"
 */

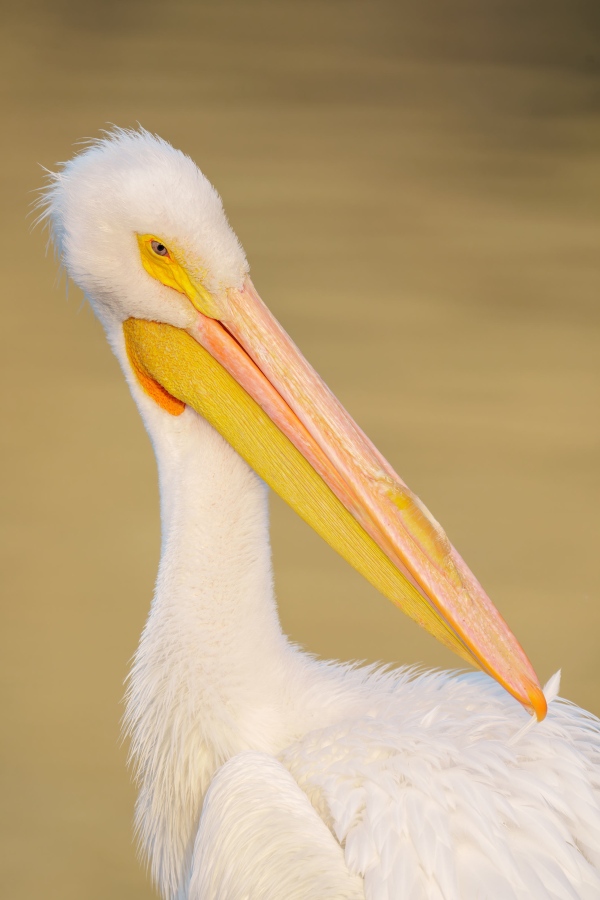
xmin=151 ymin=240 xmax=169 ymax=257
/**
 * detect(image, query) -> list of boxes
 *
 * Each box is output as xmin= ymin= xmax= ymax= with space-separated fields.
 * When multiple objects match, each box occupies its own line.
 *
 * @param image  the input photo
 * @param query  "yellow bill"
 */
xmin=123 ymin=236 xmax=546 ymax=720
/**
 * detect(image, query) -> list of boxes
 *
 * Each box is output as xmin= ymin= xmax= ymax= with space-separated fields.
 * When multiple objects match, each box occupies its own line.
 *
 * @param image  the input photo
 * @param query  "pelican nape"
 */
xmin=41 ymin=129 xmax=600 ymax=900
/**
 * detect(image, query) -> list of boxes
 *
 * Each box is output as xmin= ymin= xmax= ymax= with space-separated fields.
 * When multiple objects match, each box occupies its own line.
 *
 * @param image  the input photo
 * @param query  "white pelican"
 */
xmin=41 ymin=129 xmax=600 ymax=900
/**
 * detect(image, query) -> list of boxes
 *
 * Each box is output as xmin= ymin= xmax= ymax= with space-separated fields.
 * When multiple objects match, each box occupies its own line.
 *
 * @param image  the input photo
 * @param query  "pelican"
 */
xmin=41 ymin=129 xmax=600 ymax=900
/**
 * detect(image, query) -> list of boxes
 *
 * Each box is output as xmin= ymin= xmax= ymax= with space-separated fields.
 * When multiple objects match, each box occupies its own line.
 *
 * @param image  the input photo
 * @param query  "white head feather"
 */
xmin=40 ymin=128 xmax=249 ymax=331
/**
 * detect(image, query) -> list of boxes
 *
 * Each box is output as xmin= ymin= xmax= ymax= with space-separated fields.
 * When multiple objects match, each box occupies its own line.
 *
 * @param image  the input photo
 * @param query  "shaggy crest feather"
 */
xmin=39 ymin=127 xmax=248 ymax=334
xmin=43 ymin=129 xmax=600 ymax=900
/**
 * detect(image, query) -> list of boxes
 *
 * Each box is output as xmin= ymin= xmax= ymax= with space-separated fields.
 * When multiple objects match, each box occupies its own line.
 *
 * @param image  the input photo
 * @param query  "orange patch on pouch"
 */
xmin=126 ymin=334 xmax=185 ymax=416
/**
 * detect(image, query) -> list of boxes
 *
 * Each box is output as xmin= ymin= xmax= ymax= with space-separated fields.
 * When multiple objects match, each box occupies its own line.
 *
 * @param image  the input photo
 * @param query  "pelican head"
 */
xmin=41 ymin=127 xmax=546 ymax=720
xmin=45 ymin=129 xmax=248 ymax=332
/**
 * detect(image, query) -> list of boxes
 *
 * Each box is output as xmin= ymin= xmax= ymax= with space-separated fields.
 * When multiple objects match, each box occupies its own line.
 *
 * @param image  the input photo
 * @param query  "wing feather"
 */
xmin=280 ymin=670 xmax=600 ymax=900
xmin=188 ymin=751 xmax=364 ymax=900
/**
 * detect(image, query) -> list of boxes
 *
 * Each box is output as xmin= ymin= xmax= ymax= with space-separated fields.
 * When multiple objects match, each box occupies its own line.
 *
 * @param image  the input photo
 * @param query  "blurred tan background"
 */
xmin=1 ymin=1 xmax=599 ymax=897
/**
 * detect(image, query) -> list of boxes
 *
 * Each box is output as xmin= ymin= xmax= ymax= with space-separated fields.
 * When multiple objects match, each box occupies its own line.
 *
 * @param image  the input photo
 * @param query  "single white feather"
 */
xmin=508 ymin=669 xmax=562 ymax=746
xmin=41 ymin=128 xmax=600 ymax=900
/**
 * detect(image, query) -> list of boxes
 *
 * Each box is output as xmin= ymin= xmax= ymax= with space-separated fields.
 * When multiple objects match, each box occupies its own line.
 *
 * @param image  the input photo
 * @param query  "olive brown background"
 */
xmin=2 ymin=1 xmax=599 ymax=897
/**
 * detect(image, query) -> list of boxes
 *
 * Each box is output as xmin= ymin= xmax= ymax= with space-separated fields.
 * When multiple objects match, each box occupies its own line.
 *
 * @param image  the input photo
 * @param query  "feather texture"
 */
xmin=189 ymin=751 xmax=364 ymax=899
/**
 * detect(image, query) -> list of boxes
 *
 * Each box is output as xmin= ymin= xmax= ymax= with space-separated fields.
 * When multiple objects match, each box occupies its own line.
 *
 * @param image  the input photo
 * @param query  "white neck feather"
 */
xmin=102 ymin=324 xmax=359 ymax=898
xmin=124 ymin=401 xmax=298 ymax=894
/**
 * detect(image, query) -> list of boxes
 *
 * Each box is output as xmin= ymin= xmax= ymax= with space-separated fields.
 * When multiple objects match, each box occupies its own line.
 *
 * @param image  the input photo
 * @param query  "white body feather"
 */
xmin=42 ymin=130 xmax=600 ymax=900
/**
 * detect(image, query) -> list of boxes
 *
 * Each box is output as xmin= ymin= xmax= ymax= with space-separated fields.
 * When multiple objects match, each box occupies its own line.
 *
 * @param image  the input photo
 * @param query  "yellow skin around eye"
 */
xmin=132 ymin=233 xmax=223 ymax=415
xmin=136 ymin=234 xmax=221 ymax=318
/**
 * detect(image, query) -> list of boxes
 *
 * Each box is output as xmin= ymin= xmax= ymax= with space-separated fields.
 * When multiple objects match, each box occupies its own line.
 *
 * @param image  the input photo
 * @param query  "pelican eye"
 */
xmin=150 ymin=240 xmax=170 ymax=258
